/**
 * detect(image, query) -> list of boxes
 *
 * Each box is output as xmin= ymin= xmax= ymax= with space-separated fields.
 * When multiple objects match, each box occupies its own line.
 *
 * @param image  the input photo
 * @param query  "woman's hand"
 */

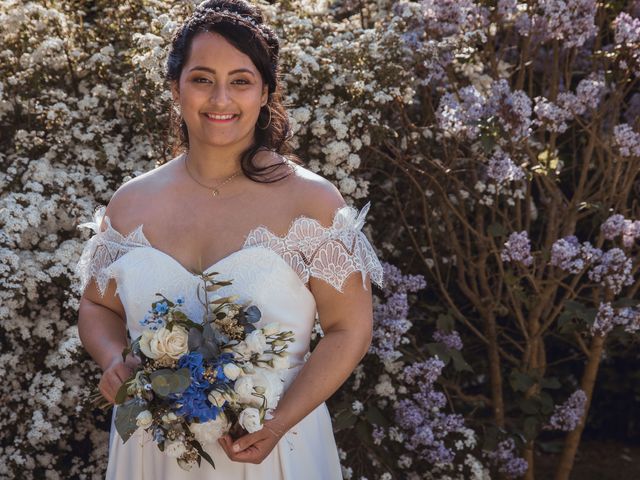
xmin=98 ymin=352 xmax=140 ymax=404
xmin=217 ymin=417 xmax=289 ymax=464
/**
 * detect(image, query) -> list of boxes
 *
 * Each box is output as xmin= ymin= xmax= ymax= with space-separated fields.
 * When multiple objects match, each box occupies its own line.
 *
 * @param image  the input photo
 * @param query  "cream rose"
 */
xmin=238 ymin=407 xmax=262 ymax=433
xmin=139 ymin=325 xmax=188 ymax=360
xmin=135 ymin=410 xmax=153 ymax=428
xmin=223 ymin=362 xmax=242 ymax=381
xmin=245 ymin=330 xmax=267 ymax=355
xmin=189 ymin=413 xmax=230 ymax=444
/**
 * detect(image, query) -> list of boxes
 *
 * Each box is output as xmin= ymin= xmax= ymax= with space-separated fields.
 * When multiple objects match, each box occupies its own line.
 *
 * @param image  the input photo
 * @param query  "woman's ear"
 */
xmin=261 ymin=84 xmax=268 ymax=107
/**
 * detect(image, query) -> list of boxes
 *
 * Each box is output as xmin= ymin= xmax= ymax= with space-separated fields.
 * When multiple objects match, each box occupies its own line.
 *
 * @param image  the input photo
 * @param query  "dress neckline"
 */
xmin=92 ymin=201 xmax=371 ymax=277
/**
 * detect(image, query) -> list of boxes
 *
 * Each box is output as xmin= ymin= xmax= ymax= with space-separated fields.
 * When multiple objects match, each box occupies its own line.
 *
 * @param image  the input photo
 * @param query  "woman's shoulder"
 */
xmin=101 ymin=156 xmax=179 ymax=234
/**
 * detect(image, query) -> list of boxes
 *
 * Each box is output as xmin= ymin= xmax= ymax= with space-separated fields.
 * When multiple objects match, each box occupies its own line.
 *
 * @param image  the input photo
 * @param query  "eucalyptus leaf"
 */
xmin=333 ymin=409 xmax=357 ymax=431
xmin=114 ymin=379 xmax=132 ymax=405
xmin=365 ymin=405 xmax=390 ymax=427
xmin=114 ymin=400 xmax=146 ymax=443
xmin=450 ymin=350 xmax=473 ymax=372
xmin=425 ymin=343 xmax=451 ymax=365
xmin=192 ymin=440 xmax=216 ymax=469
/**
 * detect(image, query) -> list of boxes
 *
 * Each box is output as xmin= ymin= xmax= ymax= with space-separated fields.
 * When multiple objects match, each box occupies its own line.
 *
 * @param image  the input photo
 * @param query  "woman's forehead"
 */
xmin=186 ymin=31 xmax=257 ymax=73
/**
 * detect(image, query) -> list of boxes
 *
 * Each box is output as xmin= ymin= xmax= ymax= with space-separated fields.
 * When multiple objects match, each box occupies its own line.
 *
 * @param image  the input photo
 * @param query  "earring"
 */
xmin=257 ymin=105 xmax=272 ymax=130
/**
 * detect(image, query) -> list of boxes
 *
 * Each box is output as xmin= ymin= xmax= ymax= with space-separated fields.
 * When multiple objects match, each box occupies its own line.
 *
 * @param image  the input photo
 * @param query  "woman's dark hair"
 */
xmin=164 ymin=0 xmax=301 ymax=183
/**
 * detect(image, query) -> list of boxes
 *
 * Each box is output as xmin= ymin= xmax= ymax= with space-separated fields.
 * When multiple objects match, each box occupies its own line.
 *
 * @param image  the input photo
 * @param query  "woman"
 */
xmin=76 ymin=0 xmax=384 ymax=478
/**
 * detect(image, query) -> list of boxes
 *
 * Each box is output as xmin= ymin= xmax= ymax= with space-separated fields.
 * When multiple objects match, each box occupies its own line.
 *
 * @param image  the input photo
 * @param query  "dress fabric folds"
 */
xmin=75 ymin=201 xmax=384 ymax=480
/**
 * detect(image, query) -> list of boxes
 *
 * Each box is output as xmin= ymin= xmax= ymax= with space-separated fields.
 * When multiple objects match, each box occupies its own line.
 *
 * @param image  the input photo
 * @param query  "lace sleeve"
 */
xmin=74 ymin=206 xmax=150 ymax=297
xmin=307 ymin=201 xmax=384 ymax=293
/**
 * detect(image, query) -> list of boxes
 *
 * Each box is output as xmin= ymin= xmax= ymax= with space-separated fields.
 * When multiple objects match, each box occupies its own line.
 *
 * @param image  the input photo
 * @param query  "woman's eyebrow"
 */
xmin=188 ymin=66 xmax=255 ymax=76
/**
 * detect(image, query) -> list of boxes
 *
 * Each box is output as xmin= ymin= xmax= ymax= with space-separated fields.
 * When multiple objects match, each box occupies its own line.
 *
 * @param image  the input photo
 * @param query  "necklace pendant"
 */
xmin=211 ymin=189 xmax=219 ymax=197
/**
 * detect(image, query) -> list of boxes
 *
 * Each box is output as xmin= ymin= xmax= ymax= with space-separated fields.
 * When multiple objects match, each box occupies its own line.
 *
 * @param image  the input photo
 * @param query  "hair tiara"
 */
xmin=191 ymin=4 xmax=275 ymax=43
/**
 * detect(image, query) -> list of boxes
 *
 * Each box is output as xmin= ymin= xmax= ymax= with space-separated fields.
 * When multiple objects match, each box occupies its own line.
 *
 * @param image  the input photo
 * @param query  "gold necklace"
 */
xmin=183 ymin=153 xmax=243 ymax=197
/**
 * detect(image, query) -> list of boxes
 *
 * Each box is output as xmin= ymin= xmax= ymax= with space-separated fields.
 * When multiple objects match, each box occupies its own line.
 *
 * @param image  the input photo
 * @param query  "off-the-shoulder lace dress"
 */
xmin=75 ymin=201 xmax=384 ymax=480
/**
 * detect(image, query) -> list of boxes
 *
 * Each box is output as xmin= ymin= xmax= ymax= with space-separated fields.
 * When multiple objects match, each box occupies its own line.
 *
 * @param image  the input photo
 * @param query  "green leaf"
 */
xmin=436 ymin=313 xmax=455 ymax=332
xmin=150 ymin=368 xmax=191 ymax=397
xmin=510 ymin=370 xmax=536 ymax=393
xmin=425 ymin=343 xmax=451 ymax=365
xmin=523 ymin=416 xmax=539 ymax=441
xmin=540 ymin=377 xmax=561 ymax=390
xmin=539 ymin=391 xmax=554 ymax=415
xmin=192 ymin=440 xmax=216 ymax=469
xmin=449 ymin=350 xmax=473 ymax=372
xmin=333 ymin=409 xmax=357 ymax=431
xmin=488 ymin=222 xmax=508 ymax=237
xmin=115 ymin=379 xmax=133 ymax=405
xmin=365 ymin=405 xmax=390 ymax=427
xmin=518 ymin=398 xmax=539 ymax=415
xmin=114 ymin=400 xmax=146 ymax=443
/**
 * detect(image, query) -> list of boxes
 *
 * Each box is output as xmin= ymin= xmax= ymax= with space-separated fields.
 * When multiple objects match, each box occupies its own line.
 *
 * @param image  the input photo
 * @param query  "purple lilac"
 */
xmin=370 ymin=263 xmax=427 ymax=361
xmin=372 ymin=425 xmax=386 ymax=445
xmin=530 ymin=0 xmax=598 ymax=49
xmin=533 ymin=96 xmax=572 ymax=133
xmin=587 ymin=248 xmax=634 ymax=295
xmin=613 ymin=124 xmax=640 ymax=158
xmin=613 ymin=12 xmax=640 ymax=45
xmin=544 ymin=389 xmax=587 ymax=432
xmin=550 ymin=236 xmax=602 ymax=273
xmin=592 ymin=302 xmax=640 ymax=336
xmin=557 ymin=72 xmax=607 ymax=116
xmin=433 ymin=329 xmax=464 ymax=351
xmin=601 ymin=213 xmax=640 ymax=247
xmin=484 ymin=438 xmax=528 ymax=479
xmin=485 ymin=79 xmax=533 ymax=141
xmin=402 ymin=357 xmax=445 ymax=386
xmin=421 ymin=0 xmax=488 ymax=38
xmin=501 ymin=231 xmax=534 ymax=266
xmin=486 ymin=148 xmax=526 ymax=185
xmin=437 ymin=86 xmax=486 ymax=140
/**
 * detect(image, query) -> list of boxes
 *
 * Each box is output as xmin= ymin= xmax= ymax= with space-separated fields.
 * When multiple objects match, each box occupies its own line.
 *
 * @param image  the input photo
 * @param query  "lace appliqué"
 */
xmin=75 ymin=206 xmax=151 ymax=297
xmin=244 ymin=201 xmax=384 ymax=293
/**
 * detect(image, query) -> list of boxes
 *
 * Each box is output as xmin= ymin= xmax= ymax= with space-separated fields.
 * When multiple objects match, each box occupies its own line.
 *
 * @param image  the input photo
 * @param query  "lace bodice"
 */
xmin=75 ymin=201 xmax=384 ymax=297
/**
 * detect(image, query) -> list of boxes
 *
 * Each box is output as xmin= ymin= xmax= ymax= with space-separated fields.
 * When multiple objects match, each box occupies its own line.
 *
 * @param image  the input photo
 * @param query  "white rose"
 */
xmin=271 ymin=353 xmax=290 ymax=371
xmin=139 ymin=330 xmax=161 ymax=359
xmin=156 ymin=325 xmax=189 ymax=359
xmin=138 ymin=326 xmax=188 ymax=360
xmin=208 ymin=389 xmax=235 ymax=407
xmin=261 ymin=322 xmax=280 ymax=336
xmin=188 ymin=413 xmax=230 ymax=444
xmin=238 ymin=407 xmax=262 ymax=433
xmin=164 ymin=439 xmax=188 ymax=458
xmin=223 ymin=363 xmax=242 ymax=381
xmin=250 ymin=367 xmax=284 ymax=409
xmin=232 ymin=341 xmax=252 ymax=361
xmin=245 ymin=330 xmax=267 ymax=354
xmin=233 ymin=376 xmax=255 ymax=404
xmin=135 ymin=410 xmax=153 ymax=428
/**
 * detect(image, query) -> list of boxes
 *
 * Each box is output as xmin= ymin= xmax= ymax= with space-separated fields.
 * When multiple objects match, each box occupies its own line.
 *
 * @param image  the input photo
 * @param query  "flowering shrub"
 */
xmin=2 ymin=0 xmax=639 ymax=479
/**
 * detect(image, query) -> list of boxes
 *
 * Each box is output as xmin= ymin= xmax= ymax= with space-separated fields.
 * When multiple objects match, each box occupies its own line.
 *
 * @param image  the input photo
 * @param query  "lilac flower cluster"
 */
xmin=592 ymin=302 xmax=640 ymax=336
xmin=549 ymin=236 xmax=601 ymax=273
xmin=436 ymin=80 xmax=532 ymax=142
xmin=544 ymin=389 xmax=587 ymax=432
xmin=601 ymin=213 xmax=640 ymax=248
xmin=395 ymin=357 xmax=466 ymax=464
xmin=530 ymin=0 xmax=598 ymax=49
xmin=533 ymin=96 xmax=573 ymax=133
xmin=613 ymin=124 xmax=640 ymax=158
xmin=421 ymin=0 xmax=488 ymax=38
xmin=485 ymin=80 xmax=533 ymax=141
xmin=484 ymin=438 xmax=528 ymax=479
xmin=370 ymin=263 xmax=427 ymax=361
xmin=501 ymin=231 xmax=534 ymax=266
xmin=613 ymin=12 xmax=640 ymax=75
xmin=433 ymin=329 xmax=463 ymax=351
xmin=557 ymin=71 xmax=607 ymax=116
xmin=587 ymin=248 xmax=634 ymax=295
xmin=486 ymin=148 xmax=526 ymax=185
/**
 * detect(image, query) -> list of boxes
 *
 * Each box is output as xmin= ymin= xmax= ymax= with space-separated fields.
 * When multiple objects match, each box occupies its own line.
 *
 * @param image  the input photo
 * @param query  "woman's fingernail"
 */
xmin=232 ymin=444 xmax=240 ymax=452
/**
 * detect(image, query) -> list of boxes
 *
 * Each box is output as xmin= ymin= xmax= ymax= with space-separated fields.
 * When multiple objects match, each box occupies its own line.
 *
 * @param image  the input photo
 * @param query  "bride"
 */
xmin=76 ymin=1 xmax=383 ymax=478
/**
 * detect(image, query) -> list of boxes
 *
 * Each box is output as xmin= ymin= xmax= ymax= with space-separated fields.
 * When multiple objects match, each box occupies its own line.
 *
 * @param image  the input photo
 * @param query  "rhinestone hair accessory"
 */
xmin=191 ymin=3 xmax=275 ymax=46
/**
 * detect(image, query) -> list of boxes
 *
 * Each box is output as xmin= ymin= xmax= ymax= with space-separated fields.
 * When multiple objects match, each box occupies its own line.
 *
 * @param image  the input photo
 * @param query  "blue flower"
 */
xmin=176 ymin=295 xmax=185 ymax=305
xmin=178 ymin=352 xmax=206 ymax=382
xmin=154 ymin=301 xmax=169 ymax=315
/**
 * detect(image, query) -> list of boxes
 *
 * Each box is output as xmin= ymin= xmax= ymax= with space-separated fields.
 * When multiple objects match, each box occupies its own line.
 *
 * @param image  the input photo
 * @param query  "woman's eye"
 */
xmin=233 ymin=79 xmax=250 ymax=85
xmin=193 ymin=78 xmax=210 ymax=83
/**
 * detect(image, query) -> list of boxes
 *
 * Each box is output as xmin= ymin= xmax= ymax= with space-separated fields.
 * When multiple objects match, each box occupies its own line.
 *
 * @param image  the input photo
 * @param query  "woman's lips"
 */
xmin=202 ymin=114 xmax=239 ymax=123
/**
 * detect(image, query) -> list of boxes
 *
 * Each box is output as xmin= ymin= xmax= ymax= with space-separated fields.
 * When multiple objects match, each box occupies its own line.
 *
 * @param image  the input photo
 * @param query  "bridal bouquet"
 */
xmin=110 ymin=271 xmax=295 ymax=470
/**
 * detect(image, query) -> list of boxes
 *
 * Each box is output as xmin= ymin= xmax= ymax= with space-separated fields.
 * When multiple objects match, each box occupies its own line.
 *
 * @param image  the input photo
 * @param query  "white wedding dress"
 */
xmin=75 ymin=200 xmax=384 ymax=480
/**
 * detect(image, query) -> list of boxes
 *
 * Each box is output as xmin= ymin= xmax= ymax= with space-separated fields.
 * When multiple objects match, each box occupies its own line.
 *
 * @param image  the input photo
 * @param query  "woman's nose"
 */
xmin=210 ymin=83 xmax=231 ymax=104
